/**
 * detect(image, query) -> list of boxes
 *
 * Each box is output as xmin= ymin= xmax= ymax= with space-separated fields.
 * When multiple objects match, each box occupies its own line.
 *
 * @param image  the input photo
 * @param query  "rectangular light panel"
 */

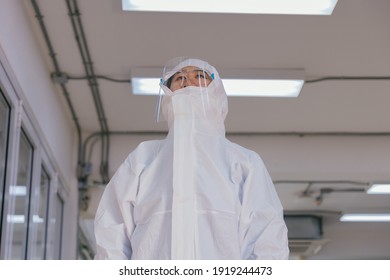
xmin=367 ymin=184 xmax=390 ymax=194
xmin=122 ymin=0 xmax=338 ymax=15
xmin=132 ymin=78 xmax=160 ymax=96
xmin=131 ymin=68 xmax=305 ymax=97
xmin=223 ymin=79 xmax=303 ymax=97
xmin=131 ymin=78 xmax=304 ymax=97
xmin=340 ymin=214 xmax=390 ymax=222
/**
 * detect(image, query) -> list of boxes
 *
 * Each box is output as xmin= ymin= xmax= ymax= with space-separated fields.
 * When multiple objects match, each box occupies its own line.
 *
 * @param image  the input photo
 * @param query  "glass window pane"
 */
xmin=53 ymin=193 xmax=64 ymax=259
xmin=30 ymin=167 xmax=50 ymax=259
xmin=9 ymin=130 xmax=33 ymax=259
xmin=0 ymin=91 xmax=10 ymax=228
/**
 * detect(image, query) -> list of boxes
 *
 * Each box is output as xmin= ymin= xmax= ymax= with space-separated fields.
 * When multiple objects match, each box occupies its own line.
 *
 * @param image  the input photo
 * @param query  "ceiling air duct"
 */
xmin=284 ymin=215 xmax=329 ymax=259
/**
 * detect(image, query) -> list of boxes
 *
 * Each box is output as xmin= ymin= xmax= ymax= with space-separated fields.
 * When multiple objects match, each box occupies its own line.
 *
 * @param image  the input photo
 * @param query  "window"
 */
xmin=9 ymin=130 xmax=34 ymax=259
xmin=0 ymin=90 xmax=10 ymax=247
xmin=0 ymin=52 xmax=70 ymax=260
xmin=29 ymin=166 xmax=50 ymax=259
xmin=53 ymin=192 xmax=64 ymax=259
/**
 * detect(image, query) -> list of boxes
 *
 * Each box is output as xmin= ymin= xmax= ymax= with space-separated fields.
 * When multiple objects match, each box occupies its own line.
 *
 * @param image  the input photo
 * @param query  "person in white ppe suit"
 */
xmin=94 ymin=57 xmax=289 ymax=260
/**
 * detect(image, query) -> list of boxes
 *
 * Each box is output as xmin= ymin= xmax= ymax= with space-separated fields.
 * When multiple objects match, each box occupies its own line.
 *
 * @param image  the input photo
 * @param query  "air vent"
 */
xmin=284 ymin=215 xmax=328 ymax=258
xmin=289 ymin=239 xmax=329 ymax=258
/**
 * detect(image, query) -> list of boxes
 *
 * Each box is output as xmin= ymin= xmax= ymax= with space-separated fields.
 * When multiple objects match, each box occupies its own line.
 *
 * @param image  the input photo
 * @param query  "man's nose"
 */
xmin=182 ymin=76 xmax=195 ymax=87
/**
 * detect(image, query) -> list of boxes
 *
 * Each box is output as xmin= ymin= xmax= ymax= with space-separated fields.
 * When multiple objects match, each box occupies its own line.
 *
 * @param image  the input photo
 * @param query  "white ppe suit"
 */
xmin=94 ymin=58 xmax=289 ymax=260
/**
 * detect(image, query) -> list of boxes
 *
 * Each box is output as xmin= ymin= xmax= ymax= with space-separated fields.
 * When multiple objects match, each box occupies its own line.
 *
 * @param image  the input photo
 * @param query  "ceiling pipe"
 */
xmin=65 ymin=0 xmax=110 ymax=185
xmin=30 ymin=0 xmax=83 ymax=176
xmin=274 ymin=180 xmax=369 ymax=206
xmin=30 ymin=0 xmax=111 ymax=211
xmin=84 ymin=130 xmax=390 ymax=140
xmin=306 ymin=76 xmax=390 ymax=83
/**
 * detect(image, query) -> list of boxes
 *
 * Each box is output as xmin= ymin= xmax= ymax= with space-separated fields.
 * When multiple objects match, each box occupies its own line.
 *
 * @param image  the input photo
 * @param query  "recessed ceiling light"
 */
xmin=367 ymin=184 xmax=390 ymax=194
xmin=340 ymin=214 xmax=390 ymax=222
xmin=122 ymin=0 xmax=338 ymax=15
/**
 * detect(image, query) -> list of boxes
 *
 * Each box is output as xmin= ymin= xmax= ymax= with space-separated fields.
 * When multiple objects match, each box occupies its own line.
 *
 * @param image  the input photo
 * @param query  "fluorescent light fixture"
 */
xmin=340 ymin=214 xmax=390 ymax=222
xmin=132 ymin=78 xmax=160 ymax=96
xmin=122 ymin=0 xmax=338 ymax=15
xmin=223 ymin=79 xmax=303 ymax=97
xmin=131 ymin=68 xmax=304 ymax=97
xmin=367 ymin=184 xmax=390 ymax=194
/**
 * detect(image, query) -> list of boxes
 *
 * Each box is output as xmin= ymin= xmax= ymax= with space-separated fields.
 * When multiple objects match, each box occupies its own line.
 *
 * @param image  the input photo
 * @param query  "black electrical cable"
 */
xmin=61 ymin=73 xmax=390 ymax=85
xmin=274 ymin=180 xmax=370 ymax=205
xmin=306 ymin=76 xmax=390 ymax=83
xmin=62 ymin=73 xmax=390 ymax=85
xmin=274 ymin=180 xmax=370 ymax=185
xmin=67 ymin=74 xmax=131 ymax=83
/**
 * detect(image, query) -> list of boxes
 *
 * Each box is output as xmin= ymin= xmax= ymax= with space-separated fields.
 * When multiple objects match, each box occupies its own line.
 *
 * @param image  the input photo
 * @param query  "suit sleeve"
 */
xmin=94 ymin=159 xmax=139 ymax=260
xmin=239 ymin=154 xmax=289 ymax=260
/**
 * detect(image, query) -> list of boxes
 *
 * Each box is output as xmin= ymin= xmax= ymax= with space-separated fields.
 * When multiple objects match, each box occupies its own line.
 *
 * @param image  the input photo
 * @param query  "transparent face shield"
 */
xmin=167 ymin=66 xmax=213 ymax=91
xmin=156 ymin=57 xmax=215 ymax=122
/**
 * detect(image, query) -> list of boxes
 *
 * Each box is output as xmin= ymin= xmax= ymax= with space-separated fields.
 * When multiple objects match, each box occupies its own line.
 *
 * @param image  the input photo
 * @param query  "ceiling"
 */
xmin=23 ymin=0 xmax=390 ymax=259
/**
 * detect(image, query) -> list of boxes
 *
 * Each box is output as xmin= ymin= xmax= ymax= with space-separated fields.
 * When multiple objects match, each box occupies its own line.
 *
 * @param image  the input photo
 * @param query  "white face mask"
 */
xmin=161 ymin=83 xmax=227 ymax=137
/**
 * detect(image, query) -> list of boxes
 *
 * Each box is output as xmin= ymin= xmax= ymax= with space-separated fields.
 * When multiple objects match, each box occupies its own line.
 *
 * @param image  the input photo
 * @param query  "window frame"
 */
xmin=0 ymin=88 xmax=11 ymax=246
xmin=0 ymin=51 xmax=70 ymax=260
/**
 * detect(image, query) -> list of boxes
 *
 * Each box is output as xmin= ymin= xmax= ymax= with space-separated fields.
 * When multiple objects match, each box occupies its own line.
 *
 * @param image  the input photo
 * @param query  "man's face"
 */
xmin=169 ymin=66 xmax=212 ymax=92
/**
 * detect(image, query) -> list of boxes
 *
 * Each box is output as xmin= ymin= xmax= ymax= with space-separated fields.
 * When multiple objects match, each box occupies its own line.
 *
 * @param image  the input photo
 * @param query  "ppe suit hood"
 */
xmin=159 ymin=58 xmax=228 ymax=135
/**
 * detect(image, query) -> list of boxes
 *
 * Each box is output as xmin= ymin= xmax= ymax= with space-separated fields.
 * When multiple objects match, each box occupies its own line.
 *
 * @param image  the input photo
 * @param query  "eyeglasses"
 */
xmin=168 ymin=67 xmax=213 ymax=91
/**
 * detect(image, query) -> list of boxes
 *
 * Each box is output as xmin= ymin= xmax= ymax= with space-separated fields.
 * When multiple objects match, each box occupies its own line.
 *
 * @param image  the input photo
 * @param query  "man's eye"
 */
xmin=195 ymin=71 xmax=207 ymax=79
xmin=174 ymin=75 xmax=185 ymax=82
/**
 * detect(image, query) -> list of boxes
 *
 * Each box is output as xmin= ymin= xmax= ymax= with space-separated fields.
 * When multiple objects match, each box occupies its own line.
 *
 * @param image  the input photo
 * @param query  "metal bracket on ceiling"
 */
xmin=51 ymin=72 xmax=69 ymax=84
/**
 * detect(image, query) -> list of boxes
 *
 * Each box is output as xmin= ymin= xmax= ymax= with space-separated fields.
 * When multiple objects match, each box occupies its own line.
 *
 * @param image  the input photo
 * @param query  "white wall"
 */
xmin=0 ymin=0 xmax=78 ymax=259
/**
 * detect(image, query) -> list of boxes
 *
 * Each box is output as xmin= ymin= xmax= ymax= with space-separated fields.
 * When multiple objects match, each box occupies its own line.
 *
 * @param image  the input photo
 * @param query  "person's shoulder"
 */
xmin=225 ymin=139 xmax=265 ymax=166
xmin=124 ymin=139 xmax=165 ymax=165
xmin=136 ymin=139 xmax=165 ymax=151
xmin=225 ymin=139 xmax=258 ymax=157
xmin=115 ymin=139 xmax=165 ymax=176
